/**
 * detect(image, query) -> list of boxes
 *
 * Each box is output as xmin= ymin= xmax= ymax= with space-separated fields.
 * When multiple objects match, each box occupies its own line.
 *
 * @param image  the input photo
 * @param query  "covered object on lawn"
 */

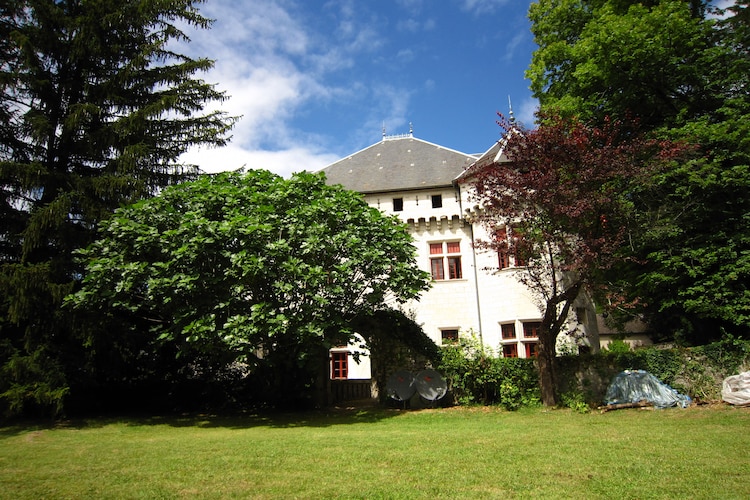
xmin=722 ymin=371 xmax=750 ymax=406
xmin=604 ymin=370 xmax=691 ymax=409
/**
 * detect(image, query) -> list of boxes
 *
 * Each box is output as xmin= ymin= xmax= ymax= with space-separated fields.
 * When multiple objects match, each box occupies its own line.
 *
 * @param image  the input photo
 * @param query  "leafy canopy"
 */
xmin=526 ymin=0 xmax=750 ymax=342
xmin=470 ymin=113 xmax=689 ymax=405
xmin=67 ymin=170 xmax=430 ymax=398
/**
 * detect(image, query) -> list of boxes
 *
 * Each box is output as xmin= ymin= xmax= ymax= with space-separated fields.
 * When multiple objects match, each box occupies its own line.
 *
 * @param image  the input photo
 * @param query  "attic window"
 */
xmin=431 ymin=194 xmax=442 ymax=208
xmin=393 ymin=197 xmax=403 ymax=211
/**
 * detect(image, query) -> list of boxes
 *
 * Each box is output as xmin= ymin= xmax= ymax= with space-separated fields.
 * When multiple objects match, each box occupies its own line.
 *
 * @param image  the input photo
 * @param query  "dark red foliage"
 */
xmin=469 ymin=112 xmax=691 ymax=406
xmin=473 ymin=112 xmax=687 ymax=280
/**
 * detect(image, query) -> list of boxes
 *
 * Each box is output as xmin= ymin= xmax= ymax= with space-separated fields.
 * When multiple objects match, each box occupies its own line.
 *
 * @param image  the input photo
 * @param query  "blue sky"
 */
xmin=179 ymin=0 xmax=737 ymax=176
xmin=179 ymin=0 xmax=539 ymax=176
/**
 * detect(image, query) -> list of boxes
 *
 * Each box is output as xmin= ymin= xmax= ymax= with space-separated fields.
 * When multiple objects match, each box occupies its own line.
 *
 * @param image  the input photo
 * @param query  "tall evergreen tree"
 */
xmin=0 ymin=0 xmax=235 ymax=416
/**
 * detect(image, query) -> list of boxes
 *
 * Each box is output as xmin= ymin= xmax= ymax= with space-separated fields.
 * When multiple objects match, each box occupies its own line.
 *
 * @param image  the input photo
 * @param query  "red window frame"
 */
xmin=441 ymin=329 xmax=459 ymax=343
xmin=501 ymin=323 xmax=516 ymax=340
xmin=525 ymin=343 xmax=538 ymax=358
xmin=523 ymin=322 xmax=541 ymax=338
xmin=331 ymin=352 xmax=348 ymax=379
xmin=502 ymin=344 xmax=518 ymax=358
xmin=510 ymin=225 xmax=528 ymax=267
xmin=430 ymin=242 xmax=462 ymax=280
xmin=430 ymin=258 xmax=445 ymax=280
xmin=447 ymin=256 xmax=462 ymax=279
xmin=496 ymin=228 xmax=510 ymax=269
xmin=499 ymin=250 xmax=510 ymax=270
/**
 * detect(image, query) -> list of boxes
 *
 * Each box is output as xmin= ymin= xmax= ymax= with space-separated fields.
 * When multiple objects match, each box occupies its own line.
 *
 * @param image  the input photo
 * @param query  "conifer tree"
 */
xmin=0 ymin=0 xmax=235 ymax=416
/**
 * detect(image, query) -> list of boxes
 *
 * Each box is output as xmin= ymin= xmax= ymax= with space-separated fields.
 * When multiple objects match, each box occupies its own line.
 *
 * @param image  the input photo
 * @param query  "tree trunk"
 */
xmin=537 ymin=281 xmax=584 ymax=406
xmin=536 ymin=297 xmax=559 ymax=406
xmin=537 ymin=327 xmax=558 ymax=406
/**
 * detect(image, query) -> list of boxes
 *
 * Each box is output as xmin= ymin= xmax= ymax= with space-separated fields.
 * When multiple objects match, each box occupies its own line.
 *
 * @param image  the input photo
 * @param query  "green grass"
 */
xmin=1 ymin=405 xmax=749 ymax=499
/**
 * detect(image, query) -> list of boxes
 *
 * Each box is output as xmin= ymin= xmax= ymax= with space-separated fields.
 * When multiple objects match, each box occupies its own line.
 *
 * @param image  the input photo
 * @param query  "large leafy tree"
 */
xmin=0 ymin=0 xmax=235 ymax=416
xmin=471 ymin=113 xmax=688 ymax=405
xmin=67 ymin=170 xmax=431 ymax=409
xmin=526 ymin=0 xmax=750 ymax=342
xmin=527 ymin=0 xmax=714 ymax=128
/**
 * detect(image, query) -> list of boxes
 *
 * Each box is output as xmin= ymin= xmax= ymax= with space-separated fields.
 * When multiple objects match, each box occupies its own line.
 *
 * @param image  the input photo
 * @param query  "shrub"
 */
xmin=560 ymin=391 xmax=590 ymax=413
xmin=437 ymin=334 xmax=539 ymax=409
xmin=560 ymin=335 xmax=750 ymax=405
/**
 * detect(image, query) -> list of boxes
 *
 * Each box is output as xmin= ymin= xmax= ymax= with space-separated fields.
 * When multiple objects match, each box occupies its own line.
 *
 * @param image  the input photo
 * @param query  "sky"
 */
xmin=178 ymin=0 xmax=540 ymax=176
xmin=179 ymin=0 xmax=738 ymax=177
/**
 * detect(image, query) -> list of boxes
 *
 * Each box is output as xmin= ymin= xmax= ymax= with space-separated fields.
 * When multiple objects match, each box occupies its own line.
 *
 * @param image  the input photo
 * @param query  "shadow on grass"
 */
xmin=0 ymin=400 xmax=410 ymax=436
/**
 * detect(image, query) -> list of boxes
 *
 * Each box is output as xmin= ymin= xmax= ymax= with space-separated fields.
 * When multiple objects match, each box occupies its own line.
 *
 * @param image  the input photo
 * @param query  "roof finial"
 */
xmin=409 ymin=121 xmax=413 ymax=137
xmin=508 ymin=95 xmax=516 ymax=124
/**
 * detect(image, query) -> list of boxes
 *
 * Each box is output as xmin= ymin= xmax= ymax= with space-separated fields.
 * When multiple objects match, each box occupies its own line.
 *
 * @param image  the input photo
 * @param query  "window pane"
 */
xmin=496 ymin=228 xmax=510 ymax=269
xmin=502 ymin=344 xmax=518 ymax=358
xmin=448 ymin=256 xmax=462 ymax=279
xmin=431 ymin=194 xmax=442 ymax=208
xmin=430 ymin=258 xmax=444 ymax=280
xmin=393 ymin=197 xmax=403 ymax=211
xmin=429 ymin=243 xmax=443 ymax=255
xmin=446 ymin=241 xmax=460 ymax=253
xmin=441 ymin=329 xmax=459 ymax=343
xmin=525 ymin=343 xmax=538 ymax=358
xmin=498 ymin=251 xmax=510 ymax=269
xmin=331 ymin=352 xmax=348 ymax=379
xmin=501 ymin=323 xmax=516 ymax=339
xmin=514 ymin=253 xmax=526 ymax=267
xmin=523 ymin=322 xmax=541 ymax=338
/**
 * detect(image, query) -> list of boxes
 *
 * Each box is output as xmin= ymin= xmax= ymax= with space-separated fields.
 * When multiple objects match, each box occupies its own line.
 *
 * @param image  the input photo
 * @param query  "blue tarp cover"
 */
xmin=605 ymin=370 xmax=691 ymax=409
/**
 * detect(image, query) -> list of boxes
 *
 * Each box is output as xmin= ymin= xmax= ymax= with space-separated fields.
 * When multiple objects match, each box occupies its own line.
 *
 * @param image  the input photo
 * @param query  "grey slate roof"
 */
xmin=321 ymin=136 xmax=477 ymax=193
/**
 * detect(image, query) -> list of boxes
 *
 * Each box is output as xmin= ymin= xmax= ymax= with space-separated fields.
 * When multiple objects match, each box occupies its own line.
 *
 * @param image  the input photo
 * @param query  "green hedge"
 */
xmin=439 ymin=335 xmax=750 ymax=409
xmin=559 ymin=335 xmax=750 ymax=405
xmin=437 ymin=336 xmax=540 ymax=410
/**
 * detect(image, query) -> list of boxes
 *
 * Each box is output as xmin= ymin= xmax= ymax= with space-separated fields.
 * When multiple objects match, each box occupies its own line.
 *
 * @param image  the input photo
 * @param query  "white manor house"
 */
xmin=321 ymin=128 xmax=624 ymax=382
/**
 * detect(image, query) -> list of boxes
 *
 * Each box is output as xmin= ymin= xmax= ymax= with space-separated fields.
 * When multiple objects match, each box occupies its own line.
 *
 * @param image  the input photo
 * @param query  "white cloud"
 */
xmin=516 ymin=97 xmax=538 ymax=129
xmin=172 ymin=0 xmax=534 ymax=176
xmin=176 ymin=0 xmax=366 ymax=176
xmin=503 ymin=32 xmax=526 ymax=61
xmin=184 ymin=143 xmax=340 ymax=178
xmin=709 ymin=0 xmax=737 ymax=18
xmin=458 ymin=0 xmax=511 ymax=15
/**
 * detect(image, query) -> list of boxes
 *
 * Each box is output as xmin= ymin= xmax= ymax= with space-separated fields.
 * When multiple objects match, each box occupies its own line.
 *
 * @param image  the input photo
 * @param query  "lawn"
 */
xmin=1 ymin=404 xmax=748 ymax=499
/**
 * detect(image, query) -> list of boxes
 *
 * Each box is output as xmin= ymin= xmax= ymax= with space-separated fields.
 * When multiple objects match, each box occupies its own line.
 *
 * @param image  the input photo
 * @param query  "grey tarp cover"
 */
xmin=722 ymin=371 xmax=750 ymax=406
xmin=604 ymin=370 xmax=691 ymax=409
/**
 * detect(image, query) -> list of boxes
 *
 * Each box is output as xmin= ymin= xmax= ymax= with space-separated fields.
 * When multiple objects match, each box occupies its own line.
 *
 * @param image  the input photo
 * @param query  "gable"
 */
xmin=321 ymin=136 xmax=477 ymax=193
xmin=455 ymin=137 xmax=512 ymax=185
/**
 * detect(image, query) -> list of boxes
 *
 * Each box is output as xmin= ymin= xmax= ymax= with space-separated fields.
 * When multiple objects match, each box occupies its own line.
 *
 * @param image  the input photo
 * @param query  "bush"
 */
xmin=438 ymin=335 xmax=750 ymax=409
xmin=560 ymin=335 xmax=750 ymax=405
xmin=437 ymin=334 xmax=539 ymax=409
xmin=560 ymin=391 xmax=590 ymax=413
